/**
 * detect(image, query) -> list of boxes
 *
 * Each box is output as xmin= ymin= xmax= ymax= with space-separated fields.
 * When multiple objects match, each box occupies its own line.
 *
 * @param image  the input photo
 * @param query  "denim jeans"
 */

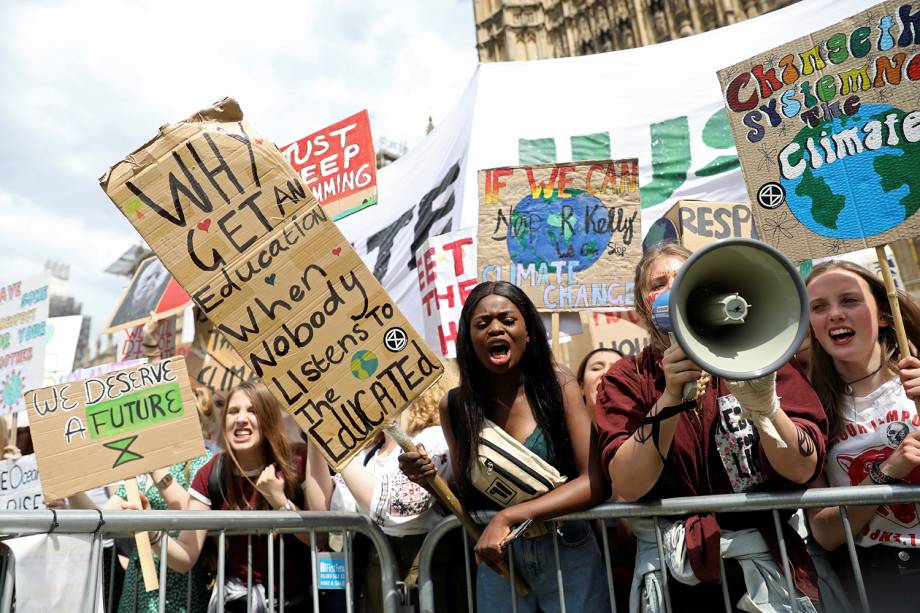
xmin=476 ymin=520 xmax=612 ymax=612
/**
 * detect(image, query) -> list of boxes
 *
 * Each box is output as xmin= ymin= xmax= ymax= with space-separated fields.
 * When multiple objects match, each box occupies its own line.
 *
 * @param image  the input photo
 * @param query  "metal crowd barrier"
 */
xmin=0 ymin=509 xmax=400 ymax=613
xmin=417 ymin=484 xmax=920 ymax=613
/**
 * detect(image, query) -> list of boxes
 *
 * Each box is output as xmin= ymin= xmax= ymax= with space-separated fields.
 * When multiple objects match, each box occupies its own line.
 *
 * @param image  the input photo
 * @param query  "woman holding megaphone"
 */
xmin=805 ymin=261 xmax=920 ymax=613
xmin=595 ymin=242 xmax=828 ymax=612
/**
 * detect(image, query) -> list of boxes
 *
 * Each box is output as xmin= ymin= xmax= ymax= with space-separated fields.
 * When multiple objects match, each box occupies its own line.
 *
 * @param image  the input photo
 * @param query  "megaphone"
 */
xmin=651 ymin=238 xmax=808 ymax=381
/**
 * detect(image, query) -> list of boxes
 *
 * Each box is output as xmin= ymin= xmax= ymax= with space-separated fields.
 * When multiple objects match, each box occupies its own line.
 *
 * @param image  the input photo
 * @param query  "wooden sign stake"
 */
xmin=874 ymin=246 xmax=920 ymax=411
xmin=124 ymin=477 xmax=159 ymax=592
xmin=383 ymin=421 xmax=529 ymax=596
xmin=551 ymin=312 xmax=560 ymax=357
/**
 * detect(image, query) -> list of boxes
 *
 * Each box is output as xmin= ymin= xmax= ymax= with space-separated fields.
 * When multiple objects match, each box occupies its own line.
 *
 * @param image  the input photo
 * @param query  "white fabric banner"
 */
xmin=337 ymin=0 xmax=879 ymax=335
xmin=5 ymin=533 xmax=102 ymax=613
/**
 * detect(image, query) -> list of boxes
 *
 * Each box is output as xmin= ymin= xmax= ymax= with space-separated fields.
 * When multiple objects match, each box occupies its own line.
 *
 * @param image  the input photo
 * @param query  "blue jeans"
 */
xmin=476 ymin=520 xmax=612 ymax=612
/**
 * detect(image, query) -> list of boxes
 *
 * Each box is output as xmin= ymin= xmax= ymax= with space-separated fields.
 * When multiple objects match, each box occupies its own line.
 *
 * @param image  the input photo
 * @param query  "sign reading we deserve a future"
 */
xmin=26 ymin=357 xmax=205 ymax=500
xmin=718 ymin=1 xmax=920 ymax=261
xmin=478 ymin=160 xmax=642 ymax=311
xmin=99 ymin=98 xmax=442 ymax=470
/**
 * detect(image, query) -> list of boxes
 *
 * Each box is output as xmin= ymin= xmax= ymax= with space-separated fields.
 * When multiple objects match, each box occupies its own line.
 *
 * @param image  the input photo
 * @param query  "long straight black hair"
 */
xmin=450 ymin=281 xmax=575 ymax=503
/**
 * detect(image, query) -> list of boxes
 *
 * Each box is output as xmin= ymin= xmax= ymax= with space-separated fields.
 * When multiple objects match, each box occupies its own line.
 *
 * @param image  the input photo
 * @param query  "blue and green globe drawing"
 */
xmin=350 ymin=350 xmax=379 ymax=380
xmin=781 ymin=104 xmax=920 ymax=239
xmin=507 ymin=190 xmax=612 ymax=271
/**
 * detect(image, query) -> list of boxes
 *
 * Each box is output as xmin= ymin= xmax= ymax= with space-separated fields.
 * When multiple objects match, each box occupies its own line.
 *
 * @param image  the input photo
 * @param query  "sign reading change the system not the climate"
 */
xmin=718 ymin=1 xmax=920 ymax=261
xmin=26 ymin=356 xmax=205 ymax=500
xmin=99 ymin=98 xmax=442 ymax=470
xmin=478 ymin=160 xmax=642 ymax=311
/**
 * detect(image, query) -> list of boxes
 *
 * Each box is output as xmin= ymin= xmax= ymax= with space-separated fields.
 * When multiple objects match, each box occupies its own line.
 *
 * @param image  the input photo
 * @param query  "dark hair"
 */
xmin=806 ymin=261 xmax=920 ymax=440
xmin=576 ymin=348 xmax=624 ymax=385
xmin=633 ymin=242 xmax=692 ymax=350
xmin=220 ymin=381 xmax=295 ymax=510
xmin=450 ymin=281 xmax=575 ymax=502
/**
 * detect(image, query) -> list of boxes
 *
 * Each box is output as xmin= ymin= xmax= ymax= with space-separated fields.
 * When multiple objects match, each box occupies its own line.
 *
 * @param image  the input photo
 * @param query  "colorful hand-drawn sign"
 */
xmin=26 ymin=357 xmax=205 ymax=500
xmin=280 ymin=109 xmax=378 ymax=221
xmin=718 ymin=1 xmax=920 ymax=260
xmin=0 ymin=275 xmax=50 ymax=415
xmin=477 ymin=160 xmax=642 ymax=311
xmin=99 ymin=98 xmax=441 ymax=470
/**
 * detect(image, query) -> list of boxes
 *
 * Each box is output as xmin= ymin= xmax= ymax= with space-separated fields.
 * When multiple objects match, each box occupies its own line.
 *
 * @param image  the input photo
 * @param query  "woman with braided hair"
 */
xmin=594 ymin=242 xmax=828 ymax=612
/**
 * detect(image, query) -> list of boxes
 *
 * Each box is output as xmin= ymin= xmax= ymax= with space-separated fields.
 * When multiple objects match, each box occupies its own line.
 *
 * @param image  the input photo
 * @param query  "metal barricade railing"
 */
xmin=0 ymin=510 xmax=400 ymax=613
xmin=417 ymin=484 xmax=920 ymax=613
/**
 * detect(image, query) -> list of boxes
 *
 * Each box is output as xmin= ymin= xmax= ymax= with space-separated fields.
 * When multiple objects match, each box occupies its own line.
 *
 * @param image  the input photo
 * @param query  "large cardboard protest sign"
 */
xmin=477 ymin=160 xmax=642 ymax=311
xmin=280 ymin=109 xmax=378 ymax=221
xmin=414 ymin=228 xmax=477 ymax=358
xmin=644 ymin=200 xmax=756 ymax=252
xmin=25 ymin=357 xmax=204 ymax=500
xmin=100 ymin=98 xmax=442 ymax=470
xmin=718 ymin=1 xmax=920 ymax=261
xmin=0 ymin=275 xmax=50 ymax=415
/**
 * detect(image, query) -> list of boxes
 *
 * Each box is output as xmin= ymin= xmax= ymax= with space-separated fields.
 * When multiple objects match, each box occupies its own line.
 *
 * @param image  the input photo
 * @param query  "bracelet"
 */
xmin=275 ymin=499 xmax=295 ymax=511
xmin=868 ymin=462 xmax=901 ymax=485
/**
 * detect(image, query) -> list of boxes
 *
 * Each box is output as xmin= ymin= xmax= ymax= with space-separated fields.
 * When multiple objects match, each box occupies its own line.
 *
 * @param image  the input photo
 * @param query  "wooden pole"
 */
xmin=383 ymin=422 xmax=529 ymax=596
xmin=551 ymin=312 xmax=560 ymax=357
xmin=8 ymin=413 xmax=17 ymax=450
xmin=874 ymin=246 xmax=920 ymax=411
xmin=123 ymin=477 xmax=159 ymax=592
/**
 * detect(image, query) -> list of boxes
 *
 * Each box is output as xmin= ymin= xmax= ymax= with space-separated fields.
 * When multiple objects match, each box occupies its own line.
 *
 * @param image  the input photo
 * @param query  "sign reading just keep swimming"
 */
xmin=98 ymin=98 xmax=442 ymax=471
xmin=25 ymin=356 xmax=205 ymax=500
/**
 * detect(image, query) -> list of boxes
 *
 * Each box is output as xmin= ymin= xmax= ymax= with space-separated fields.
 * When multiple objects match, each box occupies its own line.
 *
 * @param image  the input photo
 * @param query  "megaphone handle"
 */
xmin=668 ymin=333 xmax=699 ymax=401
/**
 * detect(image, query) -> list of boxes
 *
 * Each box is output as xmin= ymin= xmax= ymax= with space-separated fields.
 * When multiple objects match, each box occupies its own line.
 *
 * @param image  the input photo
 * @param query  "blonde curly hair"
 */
xmin=404 ymin=359 xmax=458 ymax=436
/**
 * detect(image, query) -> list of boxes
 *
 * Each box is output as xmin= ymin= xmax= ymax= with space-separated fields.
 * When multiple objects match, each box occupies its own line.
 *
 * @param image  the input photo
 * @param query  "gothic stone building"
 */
xmin=473 ymin=0 xmax=800 ymax=62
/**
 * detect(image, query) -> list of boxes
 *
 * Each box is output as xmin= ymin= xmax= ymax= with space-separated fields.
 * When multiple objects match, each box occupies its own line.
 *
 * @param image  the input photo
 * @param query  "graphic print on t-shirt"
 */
xmin=715 ymin=394 xmax=767 ymax=493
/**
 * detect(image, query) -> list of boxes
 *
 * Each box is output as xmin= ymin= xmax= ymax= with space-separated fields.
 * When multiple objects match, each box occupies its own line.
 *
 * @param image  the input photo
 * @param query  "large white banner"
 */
xmin=337 ymin=0 xmax=878 ymax=334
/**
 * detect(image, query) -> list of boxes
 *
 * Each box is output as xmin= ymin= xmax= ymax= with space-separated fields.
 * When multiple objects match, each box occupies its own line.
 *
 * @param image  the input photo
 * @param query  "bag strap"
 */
xmin=207 ymin=454 xmax=226 ymax=510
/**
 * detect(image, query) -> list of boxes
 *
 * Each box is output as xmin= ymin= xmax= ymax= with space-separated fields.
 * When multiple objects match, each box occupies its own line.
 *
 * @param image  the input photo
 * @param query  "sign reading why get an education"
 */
xmin=99 ymin=98 xmax=442 ymax=470
xmin=718 ymin=1 xmax=920 ymax=261
xmin=0 ymin=275 xmax=50 ymax=415
xmin=280 ymin=109 xmax=378 ymax=221
xmin=478 ymin=160 xmax=642 ymax=311
xmin=26 ymin=357 xmax=205 ymax=500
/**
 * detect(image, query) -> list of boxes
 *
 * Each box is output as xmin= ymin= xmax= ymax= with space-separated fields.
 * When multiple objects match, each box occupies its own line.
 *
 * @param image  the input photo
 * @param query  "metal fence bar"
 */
xmin=771 ymin=510 xmax=798 ymax=613
xmin=599 ymin=520 xmax=617 ymax=613
xmin=217 ymin=530 xmax=225 ymax=613
xmin=653 ymin=519 xmax=672 ymax=613
xmin=508 ymin=541 xmax=519 ymax=613
xmin=551 ymin=523 xmax=566 ymax=613
xmin=344 ymin=530 xmax=354 ymax=613
xmin=463 ymin=530 xmax=473 ymax=613
xmin=246 ymin=534 xmax=253 ymax=613
xmin=839 ymin=506 xmax=870 ymax=613
xmin=267 ymin=532 xmax=275 ymax=611
xmin=89 ymin=529 xmax=102 ymax=613
xmin=718 ymin=554 xmax=731 ymax=613
xmin=310 ymin=529 xmax=319 ymax=613
xmin=280 ymin=533 xmax=286 ymax=613
xmin=0 ymin=550 xmax=13 ymax=613
xmin=108 ymin=545 xmax=117 ymax=613
xmin=158 ymin=531 xmax=168 ymax=613
xmin=185 ymin=567 xmax=192 ymax=613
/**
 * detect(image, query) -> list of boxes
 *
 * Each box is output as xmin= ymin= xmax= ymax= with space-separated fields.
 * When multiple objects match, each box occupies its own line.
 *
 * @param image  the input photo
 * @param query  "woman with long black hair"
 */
xmin=400 ymin=280 xmax=610 ymax=612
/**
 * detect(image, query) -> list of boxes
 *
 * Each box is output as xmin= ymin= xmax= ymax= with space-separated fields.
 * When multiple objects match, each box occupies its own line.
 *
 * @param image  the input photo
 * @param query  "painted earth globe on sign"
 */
xmin=780 ymin=104 xmax=920 ymax=239
xmin=507 ymin=190 xmax=612 ymax=271
xmin=350 ymin=350 xmax=379 ymax=380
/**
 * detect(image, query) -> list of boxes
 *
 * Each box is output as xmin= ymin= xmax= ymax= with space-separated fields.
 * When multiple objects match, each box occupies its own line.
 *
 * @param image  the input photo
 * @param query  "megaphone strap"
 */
xmin=636 ymin=400 xmax=696 ymax=464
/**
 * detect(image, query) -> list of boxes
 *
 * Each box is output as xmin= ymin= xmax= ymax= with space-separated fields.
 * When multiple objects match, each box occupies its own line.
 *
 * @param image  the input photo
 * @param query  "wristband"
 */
xmin=868 ymin=462 xmax=901 ymax=485
xmin=276 ymin=498 xmax=295 ymax=511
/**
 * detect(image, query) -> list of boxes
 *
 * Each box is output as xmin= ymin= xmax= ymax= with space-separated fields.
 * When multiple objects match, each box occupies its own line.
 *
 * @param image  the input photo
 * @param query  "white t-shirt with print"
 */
xmin=825 ymin=377 xmax=920 ymax=548
xmin=331 ymin=426 xmax=450 ymax=537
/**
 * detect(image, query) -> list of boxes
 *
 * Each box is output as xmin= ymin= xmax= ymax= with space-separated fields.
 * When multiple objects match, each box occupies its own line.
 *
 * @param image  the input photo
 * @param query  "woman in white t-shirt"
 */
xmin=805 ymin=260 xmax=920 ymax=612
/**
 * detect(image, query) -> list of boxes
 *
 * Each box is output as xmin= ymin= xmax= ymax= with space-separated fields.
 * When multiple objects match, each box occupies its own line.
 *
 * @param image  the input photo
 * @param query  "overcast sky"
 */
xmin=0 ymin=0 xmax=478 ymax=349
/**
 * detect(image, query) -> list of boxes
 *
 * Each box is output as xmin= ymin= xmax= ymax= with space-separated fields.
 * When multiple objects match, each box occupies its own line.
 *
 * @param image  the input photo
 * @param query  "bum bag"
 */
xmin=470 ymin=417 xmax=567 ymax=508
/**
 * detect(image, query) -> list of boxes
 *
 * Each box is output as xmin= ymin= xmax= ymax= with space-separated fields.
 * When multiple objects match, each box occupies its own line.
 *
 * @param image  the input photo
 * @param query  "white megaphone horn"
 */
xmin=650 ymin=238 xmax=808 ymax=390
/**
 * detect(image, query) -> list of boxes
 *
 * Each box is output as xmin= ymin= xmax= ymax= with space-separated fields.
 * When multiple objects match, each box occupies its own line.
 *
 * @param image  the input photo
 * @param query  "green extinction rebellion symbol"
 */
xmin=103 ymin=435 xmax=144 ymax=468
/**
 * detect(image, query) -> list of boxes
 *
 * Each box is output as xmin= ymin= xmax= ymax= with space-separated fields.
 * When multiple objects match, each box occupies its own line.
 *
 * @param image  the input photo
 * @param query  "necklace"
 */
xmin=843 ymin=363 xmax=884 ymax=395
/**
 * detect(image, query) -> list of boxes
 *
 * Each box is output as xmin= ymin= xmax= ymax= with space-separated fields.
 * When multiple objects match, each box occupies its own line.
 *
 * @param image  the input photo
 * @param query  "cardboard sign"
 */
xmin=644 ymin=200 xmax=755 ymax=252
xmin=280 ymin=109 xmax=378 ymax=221
xmin=0 ymin=275 xmax=50 ymax=414
xmin=100 ymin=98 xmax=442 ymax=470
xmin=118 ymin=317 xmax=177 ymax=361
xmin=25 ymin=356 xmax=205 ymax=500
xmin=414 ymin=228 xmax=477 ymax=358
xmin=0 ymin=454 xmax=44 ymax=511
xmin=718 ymin=1 xmax=920 ymax=261
xmin=105 ymin=257 xmax=191 ymax=333
xmin=477 ymin=160 xmax=642 ymax=311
